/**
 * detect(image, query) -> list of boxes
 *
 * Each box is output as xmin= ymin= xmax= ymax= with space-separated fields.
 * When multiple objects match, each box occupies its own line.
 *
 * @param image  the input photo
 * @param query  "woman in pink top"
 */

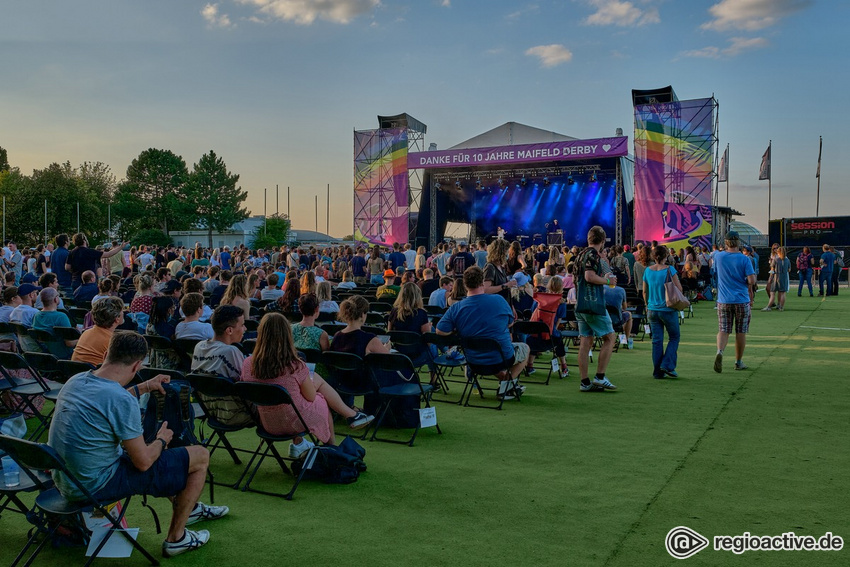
xmin=241 ymin=313 xmax=373 ymax=447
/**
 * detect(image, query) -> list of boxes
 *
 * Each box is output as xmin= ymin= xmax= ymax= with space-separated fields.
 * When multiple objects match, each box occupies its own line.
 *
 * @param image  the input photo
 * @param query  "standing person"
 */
xmin=482 ymin=238 xmax=518 ymax=308
xmin=642 ymin=245 xmax=681 ymax=379
xmin=831 ymin=247 xmax=843 ymax=296
xmin=368 ymin=247 xmax=385 ymax=284
xmin=796 ymin=246 xmax=814 ymax=297
xmin=633 ymin=246 xmax=649 ymax=300
xmin=473 ymin=240 xmax=488 ymax=269
xmin=769 ymin=247 xmax=791 ymax=311
xmin=448 ymin=241 xmax=475 ymax=277
xmin=350 ymin=248 xmax=368 ymax=285
xmin=818 ymin=244 xmax=835 ymax=296
xmin=713 ymin=231 xmax=757 ymax=373
xmin=6 ymin=242 xmax=23 ymax=285
xmin=66 ymin=233 xmax=124 ymax=289
xmin=51 ymin=234 xmax=72 ymax=289
xmin=573 ymin=226 xmax=618 ymax=392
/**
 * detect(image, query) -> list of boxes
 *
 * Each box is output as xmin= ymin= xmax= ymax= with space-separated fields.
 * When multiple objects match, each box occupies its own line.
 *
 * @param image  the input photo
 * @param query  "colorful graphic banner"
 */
xmin=408 ymin=136 xmax=628 ymax=169
xmin=353 ymin=128 xmax=409 ymax=246
xmin=633 ymin=98 xmax=715 ymax=249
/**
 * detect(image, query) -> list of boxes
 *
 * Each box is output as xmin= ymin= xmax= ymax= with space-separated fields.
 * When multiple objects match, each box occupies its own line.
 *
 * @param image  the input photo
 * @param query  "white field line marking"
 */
xmin=800 ymin=326 xmax=850 ymax=332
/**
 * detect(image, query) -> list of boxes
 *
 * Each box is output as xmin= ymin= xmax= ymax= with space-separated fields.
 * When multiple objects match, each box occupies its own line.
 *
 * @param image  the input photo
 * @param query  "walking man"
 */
xmin=713 ymin=231 xmax=757 ymax=373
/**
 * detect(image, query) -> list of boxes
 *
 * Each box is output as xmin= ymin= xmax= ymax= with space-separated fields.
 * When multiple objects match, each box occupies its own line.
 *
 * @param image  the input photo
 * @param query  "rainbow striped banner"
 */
xmin=634 ymin=98 xmax=715 ymax=250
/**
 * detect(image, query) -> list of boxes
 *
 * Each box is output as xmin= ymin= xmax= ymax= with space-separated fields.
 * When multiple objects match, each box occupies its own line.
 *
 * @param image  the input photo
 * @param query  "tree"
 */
xmin=249 ymin=214 xmax=290 ymax=250
xmin=120 ymin=148 xmax=194 ymax=234
xmin=186 ymin=150 xmax=249 ymax=249
xmin=0 ymin=146 xmax=9 ymax=172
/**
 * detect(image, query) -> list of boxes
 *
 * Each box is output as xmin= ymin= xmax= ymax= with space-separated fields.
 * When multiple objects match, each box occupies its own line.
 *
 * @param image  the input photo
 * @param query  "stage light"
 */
xmin=455 ymin=181 xmax=462 ymax=189
xmin=543 ymin=176 xmax=550 ymax=186
xmin=520 ymin=176 xmax=527 ymax=186
xmin=591 ymin=171 xmax=598 ymax=182
xmin=567 ymin=176 xmax=574 ymax=184
xmin=434 ymin=182 xmax=441 ymax=189
xmin=475 ymin=178 xmax=482 ymax=188
xmin=497 ymin=177 xmax=504 ymax=188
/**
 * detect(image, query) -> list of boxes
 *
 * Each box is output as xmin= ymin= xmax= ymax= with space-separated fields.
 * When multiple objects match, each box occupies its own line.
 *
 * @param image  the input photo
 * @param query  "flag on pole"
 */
xmin=816 ymin=136 xmax=822 ymax=178
xmin=758 ymin=144 xmax=771 ymax=180
xmin=718 ymin=145 xmax=728 ymax=182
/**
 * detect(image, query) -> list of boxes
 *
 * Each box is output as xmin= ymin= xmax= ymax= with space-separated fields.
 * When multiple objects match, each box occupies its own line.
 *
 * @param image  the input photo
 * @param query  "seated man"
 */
xmin=191 ymin=305 xmax=254 ymax=427
xmin=32 ymin=287 xmax=76 ymax=358
xmin=176 ymin=293 xmax=215 ymax=340
xmin=603 ymin=283 xmax=634 ymax=349
xmin=436 ymin=266 xmax=529 ymax=399
xmin=427 ymin=276 xmax=453 ymax=309
xmin=73 ymin=271 xmax=99 ymax=303
xmin=10 ymin=283 xmax=41 ymax=327
xmin=48 ymin=331 xmax=228 ymax=558
xmin=72 ymin=296 xmax=125 ymax=366
xmin=376 ymin=269 xmax=401 ymax=301
xmin=35 ymin=272 xmax=66 ymax=310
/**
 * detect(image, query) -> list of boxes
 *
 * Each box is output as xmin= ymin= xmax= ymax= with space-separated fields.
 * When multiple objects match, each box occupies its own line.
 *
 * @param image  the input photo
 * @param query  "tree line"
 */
xmin=0 ymin=146 xmax=249 ymax=248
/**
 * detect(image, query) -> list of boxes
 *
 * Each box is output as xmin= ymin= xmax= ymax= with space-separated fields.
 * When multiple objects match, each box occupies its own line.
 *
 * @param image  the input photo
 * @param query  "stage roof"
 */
xmin=448 ymin=122 xmax=577 ymax=150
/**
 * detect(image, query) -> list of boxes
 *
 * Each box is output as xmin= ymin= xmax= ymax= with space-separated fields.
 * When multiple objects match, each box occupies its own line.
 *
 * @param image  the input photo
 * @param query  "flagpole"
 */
xmin=725 ymin=143 xmax=730 ymax=207
xmin=767 ymin=140 xmax=772 ymax=233
xmin=816 ymin=136 xmax=822 ymax=217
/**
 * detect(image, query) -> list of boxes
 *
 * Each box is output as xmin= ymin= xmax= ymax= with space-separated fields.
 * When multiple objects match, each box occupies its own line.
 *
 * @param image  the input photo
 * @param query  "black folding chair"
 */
xmin=320 ymin=351 xmax=372 ymax=439
xmin=143 ymin=335 xmax=180 ymax=370
xmin=57 ymin=359 xmax=96 ymax=383
xmin=320 ymin=322 xmax=346 ymax=336
xmin=186 ymin=372 xmax=253 ymax=501
xmin=364 ymin=352 xmax=440 ymax=447
xmin=0 ymin=435 xmax=161 ymax=567
xmin=23 ymin=352 xmax=63 ymax=384
xmin=369 ymin=302 xmax=393 ymax=314
xmin=0 ymin=449 xmax=53 ymax=518
xmin=605 ymin=305 xmax=624 ymax=353
xmin=22 ymin=328 xmax=56 ymax=355
xmin=364 ymin=313 xmax=386 ymax=328
xmin=512 ymin=320 xmax=555 ymax=385
xmin=67 ymin=308 xmax=90 ymax=327
xmin=0 ymin=352 xmax=63 ymax=439
xmin=421 ymin=332 xmax=465 ymax=403
xmin=239 ymin=339 xmax=257 ymax=355
xmin=174 ymin=338 xmax=202 ymax=371
xmin=316 ymin=311 xmax=338 ymax=323
xmin=53 ymin=325 xmax=82 ymax=343
xmin=232 ymin=382 xmax=317 ymax=500
xmin=459 ymin=337 xmax=521 ymax=410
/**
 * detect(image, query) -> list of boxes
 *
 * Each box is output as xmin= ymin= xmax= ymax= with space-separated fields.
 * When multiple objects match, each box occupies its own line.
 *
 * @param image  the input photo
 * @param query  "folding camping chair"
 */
xmin=512 ymin=320 xmax=556 ymax=385
xmin=459 ymin=337 xmax=522 ymax=410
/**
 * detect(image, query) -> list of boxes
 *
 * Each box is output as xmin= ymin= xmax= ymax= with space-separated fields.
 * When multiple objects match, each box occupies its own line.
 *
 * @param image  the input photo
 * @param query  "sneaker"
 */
xmin=186 ymin=503 xmax=229 ymax=526
xmin=734 ymin=361 xmax=749 ymax=371
xmin=627 ymin=338 xmax=634 ymax=350
xmin=525 ymin=366 xmax=536 ymax=375
xmin=761 ymin=306 xmax=772 ymax=312
xmin=347 ymin=411 xmax=374 ymax=430
xmin=496 ymin=391 xmax=515 ymax=401
xmin=662 ymin=368 xmax=679 ymax=378
xmin=591 ymin=376 xmax=617 ymax=390
xmin=560 ymin=366 xmax=570 ymax=378
xmin=714 ymin=352 xmax=723 ymax=373
xmin=288 ymin=438 xmax=315 ymax=459
xmin=162 ymin=529 xmax=210 ymax=558
xmin=579 ymin=381 xmax=597 ymax=392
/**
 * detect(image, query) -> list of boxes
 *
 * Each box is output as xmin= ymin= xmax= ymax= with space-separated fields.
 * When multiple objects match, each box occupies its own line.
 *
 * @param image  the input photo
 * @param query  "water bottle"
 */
xmin=2 ymin=455 xmax=20 ymax=487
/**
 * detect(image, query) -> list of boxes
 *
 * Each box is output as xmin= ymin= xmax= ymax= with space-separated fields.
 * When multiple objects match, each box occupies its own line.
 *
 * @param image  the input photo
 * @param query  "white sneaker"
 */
xmin=591 ymin=376 xmax=617 ymax=390
xmin=627 ymin=338 xmax=634 ymax=350
xmin=186 ymin=502 xmax=229 ymax=526
xmin=162 ymin=529 xmax=210 ymax=558
xmin=288 ymin=439 xmax=315 ymax=459
xmin=560 ymin=367 xmax=570 ymax=378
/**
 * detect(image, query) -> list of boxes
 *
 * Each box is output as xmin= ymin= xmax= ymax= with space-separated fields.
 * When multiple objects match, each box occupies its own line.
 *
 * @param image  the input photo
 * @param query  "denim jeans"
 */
xmin=797 ymin=268 xmax=813 ymax=296
xmin=648 ymin=309 xmax=680 ymax=376
xmin=819 ymin=270 xmax=833 ymax=296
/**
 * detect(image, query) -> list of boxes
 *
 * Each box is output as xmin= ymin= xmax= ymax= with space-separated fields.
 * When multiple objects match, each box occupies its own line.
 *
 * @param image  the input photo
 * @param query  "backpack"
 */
xmin=530 ymin=292 xmax=562 ymax=340
xmin=291 ymin=436 xmax=367 ymax=484
xmin=142 ymin=381 xmax=198 ymax=448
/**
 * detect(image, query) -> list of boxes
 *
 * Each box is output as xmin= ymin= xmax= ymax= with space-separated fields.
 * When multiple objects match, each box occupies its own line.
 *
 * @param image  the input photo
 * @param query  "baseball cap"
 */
xmin=162 ymin=280 xmax=182 ymax=294
xmin=383 ymin=269 xmax=396 ymax=278
xmin=18 ymin=284 xmax=42 ymax=297
xmin=512 ymin=272 xmax=530 ymax=287
xmin=725 ymin=230 xmax=740 ymax=240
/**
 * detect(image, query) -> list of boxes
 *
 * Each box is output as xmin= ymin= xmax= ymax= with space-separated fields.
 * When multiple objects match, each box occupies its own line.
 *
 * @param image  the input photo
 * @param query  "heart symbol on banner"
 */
xmin=602 ymin=144 xmax=612 ymax=152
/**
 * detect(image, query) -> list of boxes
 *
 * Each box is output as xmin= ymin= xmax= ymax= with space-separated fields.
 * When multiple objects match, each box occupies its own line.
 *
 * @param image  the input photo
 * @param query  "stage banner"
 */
xmin=633 ymin=98 xmax=715 ymax=250
xmin=408 ymin=136 xmax=628 ymax=169
xmin=353 ymin=128 xmax=409 ymax=246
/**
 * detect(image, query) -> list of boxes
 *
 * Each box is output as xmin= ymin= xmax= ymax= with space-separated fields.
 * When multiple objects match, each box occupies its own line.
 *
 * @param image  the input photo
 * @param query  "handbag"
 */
xmin=665 ymin=267 xmax=691 ymax=311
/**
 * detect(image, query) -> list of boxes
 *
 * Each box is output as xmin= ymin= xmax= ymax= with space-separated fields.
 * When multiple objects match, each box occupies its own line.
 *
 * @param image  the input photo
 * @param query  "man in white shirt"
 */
xmin=175 ymin=294 xmax=215 ymax=340
xmin=403 ymin=244 xmax=416 ymax=271
xmin=137 ymin=246 xmax=155 ymax=271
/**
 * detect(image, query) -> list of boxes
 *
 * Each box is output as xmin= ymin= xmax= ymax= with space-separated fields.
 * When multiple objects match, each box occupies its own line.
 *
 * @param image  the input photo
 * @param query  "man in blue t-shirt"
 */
xmin=350 ymin=248 xmax=367 ymax=284
xmin=436 ymin=266 xmax=529 ymax=398
xmin=48 ymin=332 xmax=229 ymax=557
xmin=51 ymin=234 xmax=72 ymax=288
xmin=713 ymin=231 xmax=757 ymax=373
xmin=388 ymin=242 xmax=407 ymax=271
xmin=219 ymin=247 xmax=232 ymax=271
xmin=818 ymin=244 xmax=835 ymax=296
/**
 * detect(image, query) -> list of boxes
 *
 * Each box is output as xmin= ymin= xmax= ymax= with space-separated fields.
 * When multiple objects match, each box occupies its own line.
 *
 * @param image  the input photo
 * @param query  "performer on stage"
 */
xmin=549 ymin=219 xmax=561 ymax=234
xmin=497 ymin=226 xmax=506 ymax=239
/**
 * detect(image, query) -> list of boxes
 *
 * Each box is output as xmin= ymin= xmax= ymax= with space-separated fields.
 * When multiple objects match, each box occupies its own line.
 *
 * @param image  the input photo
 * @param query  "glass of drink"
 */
xmin=2 ymin=456 xmax=20 ymax=487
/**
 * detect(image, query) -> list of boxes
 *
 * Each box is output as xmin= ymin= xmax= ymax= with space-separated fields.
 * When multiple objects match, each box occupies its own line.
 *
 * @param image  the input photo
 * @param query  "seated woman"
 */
xmin=329 ymin=295 xmax=390 ymax=357
xmin=387 ymin=282 xmax=438 ymax=387
xmin=526 ymin=276 xmax=570 ymax=378
xmin=292 ymin=294 xmax=331 ymax=352
xmin=266 ymin=278 xmax=300 ymax=316
xmin=129 ymin=273 xmax=155 ymax=315
xmin=220 ymin=274 xmax=251 ymax=319
xmin=336 ymin=270 xmax=357 ymax=291
xmin=146 ymin=296 xmax=180 ymax=369
xmin=316 ymin=281 xmax=339 ymax=313
xmin=241 ymin=313 xmax=374 ymax=457
xmin=445 ymin=278 xmax=466 ymax=307
xmin=72 ymin=297 xmax=125 ymax=366
xmin=680 ymin=261 xmax=699 ymax=296
xmin=91 ymin=277 xmax=117 ymax=304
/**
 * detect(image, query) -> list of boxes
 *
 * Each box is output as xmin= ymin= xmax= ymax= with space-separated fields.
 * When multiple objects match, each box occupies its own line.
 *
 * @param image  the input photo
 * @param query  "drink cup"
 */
xmin=2 ymin=456 xmax=20 ymax=487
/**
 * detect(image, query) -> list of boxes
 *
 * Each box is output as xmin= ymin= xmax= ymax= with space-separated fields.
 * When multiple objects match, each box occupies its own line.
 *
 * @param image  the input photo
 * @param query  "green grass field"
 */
xmin=2 ymin=292 xmax=849 ymax=566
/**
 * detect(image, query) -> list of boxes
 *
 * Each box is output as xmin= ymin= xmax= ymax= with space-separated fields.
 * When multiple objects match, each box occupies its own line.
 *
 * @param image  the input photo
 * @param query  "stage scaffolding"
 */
xmin=378 ymin=114 xmax=426 ymax=242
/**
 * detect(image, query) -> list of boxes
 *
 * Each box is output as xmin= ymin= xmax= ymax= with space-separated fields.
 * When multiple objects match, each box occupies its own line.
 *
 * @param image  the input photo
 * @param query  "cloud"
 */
xmin=702 ymin=0 xmax=812 ymax=31
xmin=584 ymin=0 xmax=660 ymax=27
xmin=441 ymin=0 xmax=451 ymax=6
xmin=681 ymin=36 xmax=768 ymax=58
xmin=525 ymin=44 xmax=573 ymax=67
xmin=237 ymin=0 xmax=380 ymax=25
xmin=506 ymin=4 xmax=540 ymax=20
xmin=201 ymin=3 xmax=234 ymax=28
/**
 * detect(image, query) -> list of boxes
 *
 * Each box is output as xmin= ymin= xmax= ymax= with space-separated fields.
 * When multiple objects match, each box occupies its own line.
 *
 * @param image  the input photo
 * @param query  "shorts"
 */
xmin=717 ymin=302 xmax=751 ymax=334
xmin=576 ymin=312 xmax=615 ymax=338
xmin=468 ymin=343 xmax=530 ymax=376
xmin=93 ymin=447 xmax=190 ymax=503
xmin=621 ymin=312 xmax=631 ymax=325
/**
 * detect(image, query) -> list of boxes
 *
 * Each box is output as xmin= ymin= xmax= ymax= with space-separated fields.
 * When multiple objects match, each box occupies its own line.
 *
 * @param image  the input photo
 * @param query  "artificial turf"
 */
xmin=1 ymin=292 xmax=848 ymax=566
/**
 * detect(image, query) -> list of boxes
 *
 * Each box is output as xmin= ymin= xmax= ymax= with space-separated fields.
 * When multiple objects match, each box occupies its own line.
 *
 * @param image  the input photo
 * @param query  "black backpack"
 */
xmin=291 ymin=436 xmax=367 ymax=484
xmin=142 ymin=381 xmax=198 ymax=448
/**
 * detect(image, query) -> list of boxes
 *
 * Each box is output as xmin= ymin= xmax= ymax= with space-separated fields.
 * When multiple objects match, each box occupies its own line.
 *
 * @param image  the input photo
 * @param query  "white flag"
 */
xmin=758 ymin=144 xmax=771 ymax=181
xmin=718 ymin=145 xmax=728 ymax=182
